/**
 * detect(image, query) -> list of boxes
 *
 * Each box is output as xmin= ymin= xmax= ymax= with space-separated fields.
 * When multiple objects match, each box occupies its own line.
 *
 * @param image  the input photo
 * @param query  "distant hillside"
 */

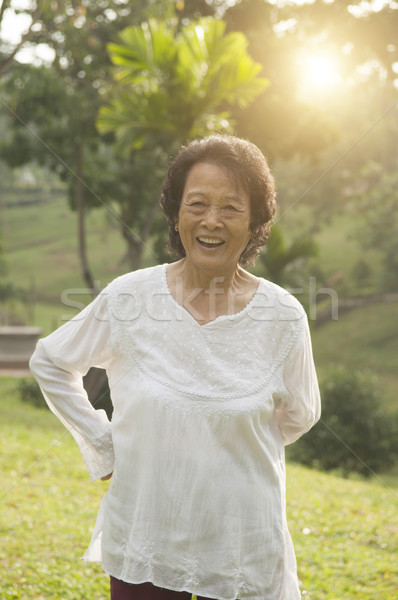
xmin=2 ymin=194 xmax=127 ymax=331
xmin=311 ymin=301 xmax=398 ymax=410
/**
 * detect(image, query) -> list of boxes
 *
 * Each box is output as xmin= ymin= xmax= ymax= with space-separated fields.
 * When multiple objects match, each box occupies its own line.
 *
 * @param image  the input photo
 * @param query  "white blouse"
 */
xmin=30 ymin=264 xmax=321 ymax=600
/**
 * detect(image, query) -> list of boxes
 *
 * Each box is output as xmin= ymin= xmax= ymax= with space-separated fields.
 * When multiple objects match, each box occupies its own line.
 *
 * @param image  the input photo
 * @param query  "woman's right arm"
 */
xmin=29 ymin=289 xmax=115 ymax=481
xmin=275 ymin=315 xmax=321 ymax=446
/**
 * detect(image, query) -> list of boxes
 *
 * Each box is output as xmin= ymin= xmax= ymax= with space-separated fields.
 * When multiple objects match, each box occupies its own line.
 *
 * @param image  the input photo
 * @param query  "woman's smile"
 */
xmin=196 ymin=236 xmax=225 ymax=249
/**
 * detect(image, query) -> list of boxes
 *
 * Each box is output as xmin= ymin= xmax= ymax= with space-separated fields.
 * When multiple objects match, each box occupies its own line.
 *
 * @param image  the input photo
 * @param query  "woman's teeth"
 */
xmin=198 ymin=237 xmax=224 ymax=246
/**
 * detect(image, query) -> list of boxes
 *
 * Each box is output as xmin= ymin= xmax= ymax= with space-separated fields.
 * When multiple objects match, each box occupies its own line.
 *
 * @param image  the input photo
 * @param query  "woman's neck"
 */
xmin=167 ymin=259 xmax=259 ymax=325
xmin=175 ymin=258 xmax=241 ymax=292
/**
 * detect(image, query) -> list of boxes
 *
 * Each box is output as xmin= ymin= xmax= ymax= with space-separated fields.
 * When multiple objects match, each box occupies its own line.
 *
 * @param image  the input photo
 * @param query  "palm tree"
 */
xmin=97 ymin=17 xmax=268 ymax=150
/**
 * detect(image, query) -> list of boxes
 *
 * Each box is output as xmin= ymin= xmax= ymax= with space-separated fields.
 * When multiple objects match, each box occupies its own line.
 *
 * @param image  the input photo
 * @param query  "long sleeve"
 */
xmin=275 ymin=317 xmax=321 ymax=446
xmin=29 ymin=289 xmax=115 ymax=481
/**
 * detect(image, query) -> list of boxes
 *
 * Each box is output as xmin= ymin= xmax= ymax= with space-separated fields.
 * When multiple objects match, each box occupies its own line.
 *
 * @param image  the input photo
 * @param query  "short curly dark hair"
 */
xmin=160 ymin=134 xmax=277 ymax=266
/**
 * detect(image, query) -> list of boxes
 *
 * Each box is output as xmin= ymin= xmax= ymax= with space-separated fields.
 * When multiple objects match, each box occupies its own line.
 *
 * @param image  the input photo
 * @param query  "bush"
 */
xmin=351 ymin=258 xmax=373 ymax=290
xmin=18 ymin=377 xmax=47 ymax=409
xmin=289 ymin=366 xmax=398 ymax=477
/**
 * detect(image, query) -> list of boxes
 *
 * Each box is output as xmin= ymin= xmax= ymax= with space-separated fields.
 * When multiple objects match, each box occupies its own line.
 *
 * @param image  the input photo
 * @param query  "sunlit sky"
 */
xmin=0 ymin=1 xmax=56 ymax=64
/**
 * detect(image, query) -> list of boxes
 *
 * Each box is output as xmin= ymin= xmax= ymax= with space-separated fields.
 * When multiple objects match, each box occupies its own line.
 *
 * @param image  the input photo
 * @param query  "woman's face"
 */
xmin=177 ymin=162 xmax=251 ymax=272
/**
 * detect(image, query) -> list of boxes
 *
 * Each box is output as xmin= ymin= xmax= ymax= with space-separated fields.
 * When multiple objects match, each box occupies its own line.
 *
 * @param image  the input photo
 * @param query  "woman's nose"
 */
xmin=201 ymin=206 xmax=222 ymax=229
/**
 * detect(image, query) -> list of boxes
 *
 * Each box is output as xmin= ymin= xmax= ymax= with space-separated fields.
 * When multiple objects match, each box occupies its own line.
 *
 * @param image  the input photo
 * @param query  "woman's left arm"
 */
xmin=30 ymin=289 xmax=115 ymax=481
xmin=275 ymin=318 xmax=321 ymax=445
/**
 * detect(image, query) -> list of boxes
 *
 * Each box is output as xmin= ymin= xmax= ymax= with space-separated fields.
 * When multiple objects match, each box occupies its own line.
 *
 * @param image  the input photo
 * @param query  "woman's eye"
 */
xmin=225 ymin=205 xmax=238 ymax=211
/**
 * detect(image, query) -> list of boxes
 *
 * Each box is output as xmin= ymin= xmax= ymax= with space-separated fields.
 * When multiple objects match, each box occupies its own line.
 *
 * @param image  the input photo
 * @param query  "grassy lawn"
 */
xmin=1 ymin=377 xmax=397 ymax=599
xmin=0 ymin=377 xmax=108 ymax=599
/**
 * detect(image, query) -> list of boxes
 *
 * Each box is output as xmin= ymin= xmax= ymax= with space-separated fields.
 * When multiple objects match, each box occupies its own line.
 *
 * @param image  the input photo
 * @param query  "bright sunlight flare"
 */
xmin=297 ymin=51 xmax=342 ymax=100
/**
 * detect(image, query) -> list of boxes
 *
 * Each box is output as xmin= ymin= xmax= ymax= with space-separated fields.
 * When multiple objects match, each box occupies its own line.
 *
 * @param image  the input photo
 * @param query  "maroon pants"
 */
xmin=110 ymin=578 xmax=215 ymax=600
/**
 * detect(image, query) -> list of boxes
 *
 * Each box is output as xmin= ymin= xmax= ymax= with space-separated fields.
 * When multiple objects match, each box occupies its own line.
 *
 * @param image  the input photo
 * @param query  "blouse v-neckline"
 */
xmin=163 ymin=263 xmax=262 ymax=328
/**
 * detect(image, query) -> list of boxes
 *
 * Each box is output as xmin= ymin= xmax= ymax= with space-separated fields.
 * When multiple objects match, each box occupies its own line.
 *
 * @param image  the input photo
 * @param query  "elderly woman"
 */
xmin=30 ymin=134 xmax=320 ymax=600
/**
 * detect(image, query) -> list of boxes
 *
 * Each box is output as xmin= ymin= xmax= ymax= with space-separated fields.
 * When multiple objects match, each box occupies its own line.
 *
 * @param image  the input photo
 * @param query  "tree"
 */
xmin=0 ymin=0 xmax=43 ymax=76
xmin=0 ymin=0 xmax=173 ymax=76
xmin=273 ymin=0 xmax=398 ymax=84
xmin=221 ymin=0 xmax=398 ymax=238
xmin=1 ymin=61 xmax=102 ymax=291
xmin=96 ymin=16 xmax=268 ymax=269
xmin=221 ymin=0 xmax=341 ymax=161
xmin=0 ymin=1 xmax=171 ymax=289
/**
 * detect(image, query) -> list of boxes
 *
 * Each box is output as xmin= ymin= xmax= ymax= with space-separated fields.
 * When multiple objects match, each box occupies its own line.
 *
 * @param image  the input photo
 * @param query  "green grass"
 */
xmin=0 ymin=377 xmax=108 ymax=599
xmin=1 ymin=376 xmax=397 ymax=599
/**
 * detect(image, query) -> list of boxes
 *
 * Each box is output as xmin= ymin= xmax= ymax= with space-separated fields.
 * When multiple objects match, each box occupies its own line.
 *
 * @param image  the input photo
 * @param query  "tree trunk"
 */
xmin=120 ymin=192 xmax=162 ymax=272
xmin=74 ymin=139 xmax=99 ymax=294
xmin=121 ymin=226 xmax=144 ymax=271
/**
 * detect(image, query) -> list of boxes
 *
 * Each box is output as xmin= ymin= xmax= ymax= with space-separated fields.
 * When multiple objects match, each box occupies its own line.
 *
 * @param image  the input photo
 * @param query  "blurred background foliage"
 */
xmin=1 ymin=0 xmax=398 ymax=477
